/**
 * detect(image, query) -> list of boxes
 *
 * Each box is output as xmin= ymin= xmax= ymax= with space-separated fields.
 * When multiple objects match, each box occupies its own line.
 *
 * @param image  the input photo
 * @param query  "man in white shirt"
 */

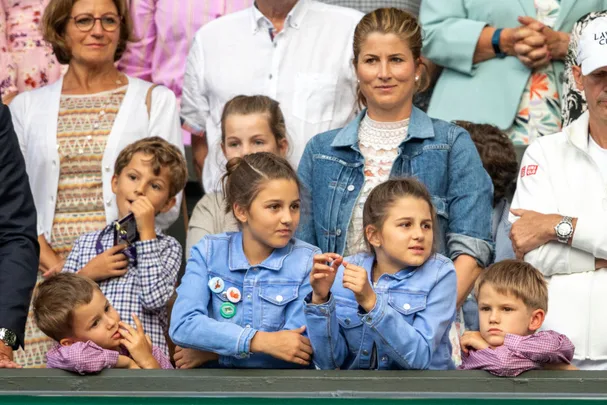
xmin=181 ymin=0 xmax=362 ymax=192
xmin=509 ymin=17 xmax=607 ymax=369
xmin=321 ymin=0 xmax=420 ymax=15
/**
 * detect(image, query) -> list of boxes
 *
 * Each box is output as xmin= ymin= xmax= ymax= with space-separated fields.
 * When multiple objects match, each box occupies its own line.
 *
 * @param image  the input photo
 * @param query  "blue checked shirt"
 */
xmin=321 ymin=0 xmax=421 ymax=15
xmin=170 ymin=232 xmax=320 ymax=368
xmin=62 ymin=225 xmax=182 ymax=355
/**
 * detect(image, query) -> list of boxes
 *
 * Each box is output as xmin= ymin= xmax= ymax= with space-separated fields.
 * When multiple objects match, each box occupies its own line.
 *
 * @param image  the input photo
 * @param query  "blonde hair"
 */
xmin=33 ymin=273 xmax=100 ymax=341
xmin=42 ymin=0 xmax=135 ymax=64
xmin=475 ymin=260 xmax=548 ymax=312
xmin=352 ymin=8 xmax=429 ymax=107
xmin=114 ymin=137 xmax=187 ymax=199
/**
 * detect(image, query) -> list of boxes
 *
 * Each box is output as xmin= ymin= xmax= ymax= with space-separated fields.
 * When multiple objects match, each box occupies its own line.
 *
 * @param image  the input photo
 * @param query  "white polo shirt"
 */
xmin=181 ymin=0 xmax=362 ymax=192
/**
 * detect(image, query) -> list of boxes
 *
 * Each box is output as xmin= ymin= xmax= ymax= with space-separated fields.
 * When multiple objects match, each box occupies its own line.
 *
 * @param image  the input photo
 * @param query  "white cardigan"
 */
xmin=510 ymin=111 xmax=607 ymax=362
xmin=9 ymin=75 xmax=184 ymax=241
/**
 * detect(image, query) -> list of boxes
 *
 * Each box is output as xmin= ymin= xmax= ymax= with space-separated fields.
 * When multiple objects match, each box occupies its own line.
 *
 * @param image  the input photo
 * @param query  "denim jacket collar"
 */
xmin=228 ymin=232 xmax=295 ymax=271
xmin=330 ymin=106 xmax=436 ymax=149
xmin=357 ymin=252 xmax=421 ymax=283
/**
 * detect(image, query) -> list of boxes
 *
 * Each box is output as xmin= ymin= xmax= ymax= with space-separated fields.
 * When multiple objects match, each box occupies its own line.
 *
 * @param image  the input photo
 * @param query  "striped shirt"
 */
xmin=118 ymin=0 xmax=253 ymax=101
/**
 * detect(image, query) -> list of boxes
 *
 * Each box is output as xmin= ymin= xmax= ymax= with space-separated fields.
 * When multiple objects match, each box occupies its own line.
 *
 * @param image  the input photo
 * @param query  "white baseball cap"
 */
xmin=578 ymin=17 xmax=607 ymax=75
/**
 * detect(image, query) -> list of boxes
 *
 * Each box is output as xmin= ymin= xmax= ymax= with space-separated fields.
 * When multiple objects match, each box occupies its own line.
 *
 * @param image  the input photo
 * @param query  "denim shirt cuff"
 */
xmin=303 ymin=291 xmax=335 ymax=315
xmin=360 ymin=293 xmax=385 ymax=327
xmin=447 ymin=233 xmax=493 ymax=267
xmin=236 ymin=327 xmax=257 ymax=359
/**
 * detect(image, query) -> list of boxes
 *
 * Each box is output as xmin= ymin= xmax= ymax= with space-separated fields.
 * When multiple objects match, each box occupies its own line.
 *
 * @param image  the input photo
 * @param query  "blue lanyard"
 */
xmin=95 ymin=225 xmax=138 ymax=266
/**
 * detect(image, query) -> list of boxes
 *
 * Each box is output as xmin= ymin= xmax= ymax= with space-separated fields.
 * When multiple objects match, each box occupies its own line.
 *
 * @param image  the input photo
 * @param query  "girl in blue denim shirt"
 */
xmin=304 ymin=178 xmax=457 ymax=370
xmin=170 ymin=152 xmax=321 ymax=368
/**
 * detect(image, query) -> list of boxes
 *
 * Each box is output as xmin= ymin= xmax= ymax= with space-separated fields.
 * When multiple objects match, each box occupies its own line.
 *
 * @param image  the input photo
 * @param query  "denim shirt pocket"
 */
xmin=388 ymin=290 xmax=428 ymax=319
xmin=259 ymin=282 xmax=299 ymax=331
xmin=431 ymin=195 xmax=449 ymax=253
xmin=336 ymin=299 xmax=364 ymax=353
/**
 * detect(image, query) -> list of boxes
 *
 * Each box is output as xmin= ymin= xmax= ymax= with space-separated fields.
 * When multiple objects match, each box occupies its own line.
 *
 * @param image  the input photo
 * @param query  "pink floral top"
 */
xmin=0 ymin=0 xmax=63 ymax=99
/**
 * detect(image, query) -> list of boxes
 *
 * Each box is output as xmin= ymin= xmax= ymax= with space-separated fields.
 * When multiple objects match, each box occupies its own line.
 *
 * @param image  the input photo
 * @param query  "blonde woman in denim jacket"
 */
xmin=297 ymin=8 xmax=493 ymax=312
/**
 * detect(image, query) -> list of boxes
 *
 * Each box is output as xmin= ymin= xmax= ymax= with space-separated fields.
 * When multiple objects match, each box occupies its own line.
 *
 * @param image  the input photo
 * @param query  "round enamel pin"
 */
xmin=226 ymin=287 xmax=242 ymax=303
xmin=220 ymin=302 xmax=236 ymax=319
xmin=208 ymin=277 xmax=225 ymax=294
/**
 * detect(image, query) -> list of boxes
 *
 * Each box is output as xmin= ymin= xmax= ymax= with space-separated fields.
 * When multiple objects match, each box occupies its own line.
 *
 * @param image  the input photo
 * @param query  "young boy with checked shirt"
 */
xmin=57 ymin=137 xmax=187 ymax=356
xmin=459 ymin=260 xmax=575 ymax=376
xmin=33 ymin=273 xmax=172 ymax=373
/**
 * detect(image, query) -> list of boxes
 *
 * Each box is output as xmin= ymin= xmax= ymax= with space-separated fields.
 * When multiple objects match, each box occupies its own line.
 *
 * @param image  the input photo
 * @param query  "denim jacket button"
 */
xmin=336 ymin=229 xmax=342 ymax=236
xmin=362 ymin=349 xmax=369 ymax=356
xmin=320 ymin=307 xmax=327 ymax=314
xmin=275 ymin=295 xmax=284 ymax=303
xmin=403 ymin=303 xmax=411 ymax=311
xmin=347 ymin=185 xmax=355 ymax=191
xmin=381 ymin=356 xmax=388 ymax=362
xmin=344 ymin=318 xmax=351 ymax=325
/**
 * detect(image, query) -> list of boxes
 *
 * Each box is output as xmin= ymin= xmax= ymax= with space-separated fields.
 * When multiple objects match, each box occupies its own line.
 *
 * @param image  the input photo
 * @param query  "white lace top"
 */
xmin=344 ymin=113 xmax=410 ymax=256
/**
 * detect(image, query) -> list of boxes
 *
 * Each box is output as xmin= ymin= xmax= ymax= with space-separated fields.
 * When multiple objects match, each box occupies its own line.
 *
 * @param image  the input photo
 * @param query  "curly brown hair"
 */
xmin=455 ymin=121 xmax=518 ymax=206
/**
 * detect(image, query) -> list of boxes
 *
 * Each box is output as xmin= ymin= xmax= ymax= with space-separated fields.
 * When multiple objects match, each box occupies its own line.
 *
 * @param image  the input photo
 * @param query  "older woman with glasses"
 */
xmin=8 ymin=0 xmax=183 ymax=367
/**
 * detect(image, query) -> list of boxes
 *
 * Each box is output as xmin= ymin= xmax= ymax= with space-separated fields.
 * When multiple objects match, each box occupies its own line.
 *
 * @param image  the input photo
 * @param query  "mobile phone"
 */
xmin=114 ymin=213 xmax=139 ymax=247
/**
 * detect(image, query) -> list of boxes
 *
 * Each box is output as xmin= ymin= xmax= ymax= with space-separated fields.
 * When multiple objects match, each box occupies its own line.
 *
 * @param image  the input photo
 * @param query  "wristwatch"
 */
xmin=492 ymin=28 xmax=507 ymax=58
xmin=554 ymin=216 xmax=574 ymax=244
xmin=0 ymin=328 xmax=17 ymax=350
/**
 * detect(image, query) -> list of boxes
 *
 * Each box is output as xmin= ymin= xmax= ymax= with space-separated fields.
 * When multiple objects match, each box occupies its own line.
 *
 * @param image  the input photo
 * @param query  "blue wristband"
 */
xmin=492 ymin=28 xmax=507 ymax=58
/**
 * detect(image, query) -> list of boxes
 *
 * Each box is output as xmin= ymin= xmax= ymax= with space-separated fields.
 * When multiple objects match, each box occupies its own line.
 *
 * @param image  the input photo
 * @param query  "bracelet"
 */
xmin=492 ymin=28 xmax=507 ymax=58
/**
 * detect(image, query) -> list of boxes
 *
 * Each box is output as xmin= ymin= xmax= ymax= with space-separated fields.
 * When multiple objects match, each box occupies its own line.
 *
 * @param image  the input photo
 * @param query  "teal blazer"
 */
xmin=420 ymin=0 xmax=607 ymax=129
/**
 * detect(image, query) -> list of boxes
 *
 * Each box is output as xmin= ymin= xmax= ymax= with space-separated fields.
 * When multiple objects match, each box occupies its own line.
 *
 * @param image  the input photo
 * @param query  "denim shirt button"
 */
xmin=336 ymin=229 xmax=342 ymax=236
xmin=245 ymin=324 xmax=251 ymax=328
xmin=347 ymin=185 xmax=355 ymax=191
xmin=381 ymin=356 xmax=388 ymax=362
xmin=344 ymin=318 xmax=351 ymax=325
xmin=362 ymin=349 xmax=369 ymax=356
xmin=403 ymin=303 xmax=411 ymax=311
xmin=320 ymin=307 xmax=327 ymax=314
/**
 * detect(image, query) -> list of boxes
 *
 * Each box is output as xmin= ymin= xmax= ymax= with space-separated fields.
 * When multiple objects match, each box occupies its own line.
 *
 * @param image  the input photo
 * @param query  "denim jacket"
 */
xmin=297 ymin=108 xmax=494 ymax=266
xmin=169 ymin=232 xmax=320 ymax=368
xmin=304 ymin=252 xmax=457 ymax=370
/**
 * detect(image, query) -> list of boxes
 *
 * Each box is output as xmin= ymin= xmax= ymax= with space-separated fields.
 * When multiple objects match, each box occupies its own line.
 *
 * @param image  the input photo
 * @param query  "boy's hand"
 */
xmin=78 ymin=245 xmax=128 ymax=282
xmin=119 ymin=314 xmax=160 ymax=369
xmin=116 ymin=355 xmax=140 ymax=369
xmin=342 ymin=261 xmax=376 ymax=312
xmin=173 ymin=346 xmax=219 ymax=369
xmin=42 ymin=259 xmax=66 ymax=279
xmin=250 ymin=326 xmax=313 ymax=366
xmin=130 ymin=196 xmax=156 ymax=241
xmin=310 ymin=253 xmax=342 ymax=304
xmin=460 ymin=331 xmax=491 ymax=355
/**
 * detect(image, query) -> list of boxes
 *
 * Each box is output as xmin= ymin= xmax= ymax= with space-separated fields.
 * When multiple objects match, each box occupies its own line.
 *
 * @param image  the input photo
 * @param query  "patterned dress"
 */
xmin=12 ymin=86 xmax=126 ymax=368
xmin=0 ymin=0 xmax=63 ymax=99
xmin=506 ymin=0 xmax=562 ymax=145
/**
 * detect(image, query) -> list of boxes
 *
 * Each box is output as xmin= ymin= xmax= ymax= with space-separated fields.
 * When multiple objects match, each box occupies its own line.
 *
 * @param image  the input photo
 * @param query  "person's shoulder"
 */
xmin=290 ymin=237 xmax=322 ymax=255
xmin=423 ymin=253 xmax=456 ymax=276
xmin=195 ymin=7 xmax=251 ymax=39
xmin=307 ymin=0 xmax=363 ymax=22
xmin=306 ymin=127 xmax=343 ymax=149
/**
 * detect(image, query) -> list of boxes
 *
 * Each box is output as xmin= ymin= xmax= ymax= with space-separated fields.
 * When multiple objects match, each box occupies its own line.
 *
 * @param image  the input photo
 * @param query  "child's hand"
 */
xmin=130 ymin=196 xmax=157 ymax=241
xmin=173 ymin=346 xmax=219 ymax=369
xmin=119 ymin=314 xmax=160 ymax=369
xmin=250 ymin=326 xmax=313 ymax=366
xmin=116 ymin=355 xmax=140 ymax=369
xmin=460 ymin=331 xmax=490 ymax=355
xmin=42 ymin=259 xmax=65 ymax=279
xmin=310 ymin=253 xmax=342 ymax=304
xmin=78 ymin=245 xmax=128 ymax=282
xmin=342 ymin=261 xmax=376 ymax=312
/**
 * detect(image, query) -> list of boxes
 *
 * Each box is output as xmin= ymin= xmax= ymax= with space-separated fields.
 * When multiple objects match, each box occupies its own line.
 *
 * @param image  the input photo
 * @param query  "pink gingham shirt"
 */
xmin=459 ymin=331 xmax=575 ymax=377
xmin=46 ymin=341 xmax=173 ymax=374
xmin=118 ymin=0 xmax=252 ymax=101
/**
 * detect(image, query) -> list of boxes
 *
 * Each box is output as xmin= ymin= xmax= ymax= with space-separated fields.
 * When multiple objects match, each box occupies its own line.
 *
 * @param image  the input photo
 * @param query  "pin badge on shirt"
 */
xmin=226 ymin=287 xmax=242 ymax=303
xmin=208 ymin=277 xmax=225 ymax=294
xmin=220 ymin=302 xmax=236 ymax=319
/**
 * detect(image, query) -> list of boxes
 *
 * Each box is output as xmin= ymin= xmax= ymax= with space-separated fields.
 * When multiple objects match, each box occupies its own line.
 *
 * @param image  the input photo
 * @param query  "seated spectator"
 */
xmin=420 ymin=0 xmax=606 ymax=144
xmin=170 ymin=153 xmax=320 ymax=369
xmin=60 ymin=137 xmax=187 ymax=356
xmin=561 ymin=11 xmax=607 ymax=127
xmin=460 ymin=260 xmax=575 ymax=376
xmin=297 ymin=8 xmax=493 ymax=313
xmin=8 ymin=0 xmax=183 ymax=367
xmin=33 ymin=273 xmax=173 ymax=374
xmin=0 ymin=0 xmax=64 ymax=104
xmin=0 ymin=104 xmax=39 ymax=368
xmin=509 ymin=16 xmax=607 ymax=369
xmin=181 ymin=0 xmax=362 ymax=190
xmin=186 ymin=95 xmax=289 ymax=257
xmin=118 ymin=0 xmax=252 ymax=144
xmin=305 ymin=178 xmax=457 ymax=370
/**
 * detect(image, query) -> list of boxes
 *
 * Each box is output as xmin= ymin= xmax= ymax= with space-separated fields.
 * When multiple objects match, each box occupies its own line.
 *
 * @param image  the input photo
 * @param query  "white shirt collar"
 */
xmin=250 ymin=0 xmax=308 ymax=33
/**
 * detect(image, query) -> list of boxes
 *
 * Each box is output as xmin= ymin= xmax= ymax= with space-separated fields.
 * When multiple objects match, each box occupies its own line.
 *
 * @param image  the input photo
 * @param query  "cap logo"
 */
xmin=594 ymin=31 xmax=607 ymax=45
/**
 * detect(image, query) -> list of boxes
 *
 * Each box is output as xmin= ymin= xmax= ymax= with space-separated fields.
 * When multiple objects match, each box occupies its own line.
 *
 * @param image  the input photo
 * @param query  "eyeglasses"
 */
xmin=69 ymin=13 xmax=122 ymax=32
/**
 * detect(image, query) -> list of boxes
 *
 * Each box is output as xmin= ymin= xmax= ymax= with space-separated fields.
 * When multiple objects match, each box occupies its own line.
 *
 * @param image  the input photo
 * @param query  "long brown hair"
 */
xmin=352 ymin=8 xmax=429 ymax=107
